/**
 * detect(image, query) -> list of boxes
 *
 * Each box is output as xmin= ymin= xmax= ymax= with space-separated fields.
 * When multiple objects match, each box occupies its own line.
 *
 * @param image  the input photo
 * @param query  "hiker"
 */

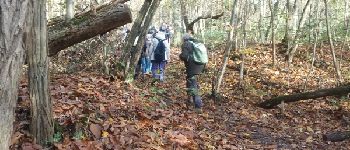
xmin=159 ymin=23 xmax=167 ymax=32
xmin=142 ymin=30 xmax=155 ymax=74
xmin=179 ymin=33 xmax=207 ymax=109
xmin=150 ymin=30 xmax=170 ymax=81
xmin=165 ymin=25 xmax=172 ymax=45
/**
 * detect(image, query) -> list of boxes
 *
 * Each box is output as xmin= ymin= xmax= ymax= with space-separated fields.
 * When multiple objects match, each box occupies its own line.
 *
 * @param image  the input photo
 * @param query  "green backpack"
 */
xmin=189 ymin=41 xmax=208 ymax=65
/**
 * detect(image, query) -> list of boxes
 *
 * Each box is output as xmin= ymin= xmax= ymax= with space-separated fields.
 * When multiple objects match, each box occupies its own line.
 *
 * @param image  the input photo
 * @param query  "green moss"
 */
xmin=71 ymin=15 xmax=89 ymax=26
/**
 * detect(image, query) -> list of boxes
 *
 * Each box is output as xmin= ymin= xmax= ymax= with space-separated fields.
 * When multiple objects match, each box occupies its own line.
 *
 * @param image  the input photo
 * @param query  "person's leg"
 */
xmin=146 ymin=58 xmax=151 ymax=73
xmin=151 ymin=61 xmax=160 ymax=79
xmin=141 ymin=57 xmax=146 ymax=74
xmin=186 ymin=74 xmax=202 ymax=108
xmin=159 ymin=61 xmax=167 ymax=81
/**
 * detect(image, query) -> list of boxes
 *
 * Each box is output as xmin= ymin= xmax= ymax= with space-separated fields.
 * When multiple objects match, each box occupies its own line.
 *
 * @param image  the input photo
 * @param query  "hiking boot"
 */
xmin=194 ymin=95 xmax=203 ymax=109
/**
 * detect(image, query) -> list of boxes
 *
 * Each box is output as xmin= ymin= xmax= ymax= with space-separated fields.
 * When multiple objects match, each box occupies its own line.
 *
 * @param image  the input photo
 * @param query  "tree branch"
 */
xmin=188 ymin=12 xmax=224 ymax=27
xmin=186 ymin=12 xmax=224 ymax=32
xmin=258 ymin=85 xmax=350 ymax=109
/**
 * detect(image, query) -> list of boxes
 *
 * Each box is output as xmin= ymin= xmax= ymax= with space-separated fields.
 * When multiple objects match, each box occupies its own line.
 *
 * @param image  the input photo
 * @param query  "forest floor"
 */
xmin=12 ymin=44 xmax=350 ymax=149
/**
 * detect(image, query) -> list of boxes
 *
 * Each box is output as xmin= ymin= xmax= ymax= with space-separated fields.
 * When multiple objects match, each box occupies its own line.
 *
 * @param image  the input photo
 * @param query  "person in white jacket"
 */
xmin=149 ymin=31 xmax=170 ymax=81
xmin=142 ymin=31 xmax=154 ymax=74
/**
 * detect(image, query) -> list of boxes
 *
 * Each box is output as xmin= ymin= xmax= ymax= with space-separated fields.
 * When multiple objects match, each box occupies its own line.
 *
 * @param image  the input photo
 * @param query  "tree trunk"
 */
xmin=283 ymin=0 xmax=298 ymax=53
xmin=213 ymin=0 xmax=238 ymax=96
xmin=268 ymin=0 xmax=277 ymax=66
xmin=0 ymin=1 xmax=29 ymax=149
xmin=304 ymin=1 xmax=320 ymax=91
xmin=48 ymin=3 xmax=132 ymax=56
xmin=240 ymin=0 xmax=248 ymax=86
xmin=324 ymin=0 xmax=343 ymax=83
xmin=287 ymin=0 xmax=311 ymax=64
xmin=259 ymin=85 xmax=350 ymax=109
xmin=27 ymin=0 xmax=54 ymax=146
xmin=66 ymin=0 xmax=75 ymax=20
xmin=123 ymin=0 xmax=161 ymax=82
xmin=258 ymin=0 xmax=265 ymax=43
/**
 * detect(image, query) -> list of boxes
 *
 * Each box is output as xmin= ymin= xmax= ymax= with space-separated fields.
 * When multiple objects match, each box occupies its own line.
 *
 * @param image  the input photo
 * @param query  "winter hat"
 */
xmin=182 ymin=33 xmax=192 ymax=40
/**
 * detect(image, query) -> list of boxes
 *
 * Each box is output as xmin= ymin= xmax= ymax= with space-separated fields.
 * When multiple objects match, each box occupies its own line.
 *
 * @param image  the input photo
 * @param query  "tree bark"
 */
xmin=323 ymin=131 xmax=350 ymax=142
xmin=27 ymin=0 xmax=54 ymax=146
xmin=259 ymin=85 xmax=350 ymax=109
xmin=48 ymin=3 xmax=132 ymax=56
xmin=0 ymin=1 xmax=29 ymax=149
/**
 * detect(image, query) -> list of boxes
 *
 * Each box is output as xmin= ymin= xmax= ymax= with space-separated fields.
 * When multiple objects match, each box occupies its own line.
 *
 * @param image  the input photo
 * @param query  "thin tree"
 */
xmin=123 ymin=0 xmax=161 ymax=82
xmin=287 ymin=0 xmax=312 ymax=64
xmin=213 ymin=0 xmax=238 ymax=97
xmin=323 ymin=0 xmax=343 ymax=83
xmin=27 ymin=0 xmax=54 ymax=146
xmin=0 ymin=0 xmax=29 ymax=149
xmin=268 ymin=0 xmax=277 ymax=66
xmin=304 ymin=0 xmax=320 ymax=91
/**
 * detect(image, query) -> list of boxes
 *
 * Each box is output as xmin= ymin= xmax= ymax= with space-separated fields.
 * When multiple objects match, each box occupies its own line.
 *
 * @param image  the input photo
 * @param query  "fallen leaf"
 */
xmin=306 ymin=136 xmax=313 ymax=143
xmin=102 ymin=131 xmax=109 ymax=138
xmin=90 ymin=123 xmax=102 ymax=139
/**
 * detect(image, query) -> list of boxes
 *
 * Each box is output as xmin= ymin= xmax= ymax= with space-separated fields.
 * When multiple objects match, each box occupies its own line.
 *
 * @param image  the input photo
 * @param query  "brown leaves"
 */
xmin=13 ymin=44 xmax=350 ymax=149
xmin=89 ymin=124 xmax=102 ymax=139
xmin=167 ymin=131 xmax=191 ymax=146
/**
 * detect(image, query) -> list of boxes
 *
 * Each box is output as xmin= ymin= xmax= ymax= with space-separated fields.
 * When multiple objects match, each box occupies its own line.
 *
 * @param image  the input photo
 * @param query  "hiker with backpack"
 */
xmin=179 ymin=33 xmax=208 ymax=109
xmin=150 ymin=30 xmax=170 ymax=81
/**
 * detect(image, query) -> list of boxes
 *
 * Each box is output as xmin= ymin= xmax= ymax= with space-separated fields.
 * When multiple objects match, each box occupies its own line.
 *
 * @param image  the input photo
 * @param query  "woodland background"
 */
xmin=1 ymin=0 xmax=350 ymax=149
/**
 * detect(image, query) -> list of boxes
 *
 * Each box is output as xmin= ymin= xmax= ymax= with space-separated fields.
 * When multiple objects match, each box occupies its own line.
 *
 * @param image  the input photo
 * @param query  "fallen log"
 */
xmin=48 ymin=3 xmax=132 ymax=56
xmin=259 ymin=85 xmax=350 ymax=109
xmin=323 ymin=131 xmax=350 ymax=142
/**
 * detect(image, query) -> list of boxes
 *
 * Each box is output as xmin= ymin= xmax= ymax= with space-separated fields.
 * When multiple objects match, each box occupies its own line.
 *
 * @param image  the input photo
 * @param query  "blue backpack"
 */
xmin=153 ymin=38 xmax=166 ymax=63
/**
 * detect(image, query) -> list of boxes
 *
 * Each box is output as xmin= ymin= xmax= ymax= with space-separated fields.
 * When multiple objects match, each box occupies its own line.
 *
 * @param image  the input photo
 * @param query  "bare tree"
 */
xmin=179 ymin=0 xmax=224 ymax=33
xmin=323 ymin=0 xmax=343 ymax=83
xmin=287 ymin=0 xmax=312 ymax=64
xmin=268 ymin=0 xmax=278 ymax=66
xmin=213 ymin=0 xmax=238 ymax=97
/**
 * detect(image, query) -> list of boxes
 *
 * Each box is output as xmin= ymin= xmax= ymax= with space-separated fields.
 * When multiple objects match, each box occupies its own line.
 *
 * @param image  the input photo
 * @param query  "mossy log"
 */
xmin=259 ymin=85 xmax=350 ymax=109
xmin=48 ymin=3 xmax=132 ymax=56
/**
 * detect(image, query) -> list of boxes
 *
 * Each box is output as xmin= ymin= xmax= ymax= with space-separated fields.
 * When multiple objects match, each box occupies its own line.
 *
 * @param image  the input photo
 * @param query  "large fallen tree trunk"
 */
xmin=48 ymin=3 xmax=132 ymax=56
xmin=323 ymin=131 xmax=350 ymax=142
xmin=259 ymin=85 xmax=350 ymax=109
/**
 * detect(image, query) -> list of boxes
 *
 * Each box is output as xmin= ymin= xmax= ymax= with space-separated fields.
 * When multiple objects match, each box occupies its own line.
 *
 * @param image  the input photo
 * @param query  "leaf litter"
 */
xmin=11 ymin=46 xmax=350 ymax=149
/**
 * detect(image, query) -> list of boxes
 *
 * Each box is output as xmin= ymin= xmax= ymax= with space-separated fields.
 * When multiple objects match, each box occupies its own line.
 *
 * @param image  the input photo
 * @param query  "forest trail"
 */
xmin=14 ymin=46 xmax=350 ymax=149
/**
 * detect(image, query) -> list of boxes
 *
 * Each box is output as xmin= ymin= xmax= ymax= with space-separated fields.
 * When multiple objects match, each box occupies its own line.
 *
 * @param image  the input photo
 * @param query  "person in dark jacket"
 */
xmin=179 ymin=33 xmax=205 ymax=109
